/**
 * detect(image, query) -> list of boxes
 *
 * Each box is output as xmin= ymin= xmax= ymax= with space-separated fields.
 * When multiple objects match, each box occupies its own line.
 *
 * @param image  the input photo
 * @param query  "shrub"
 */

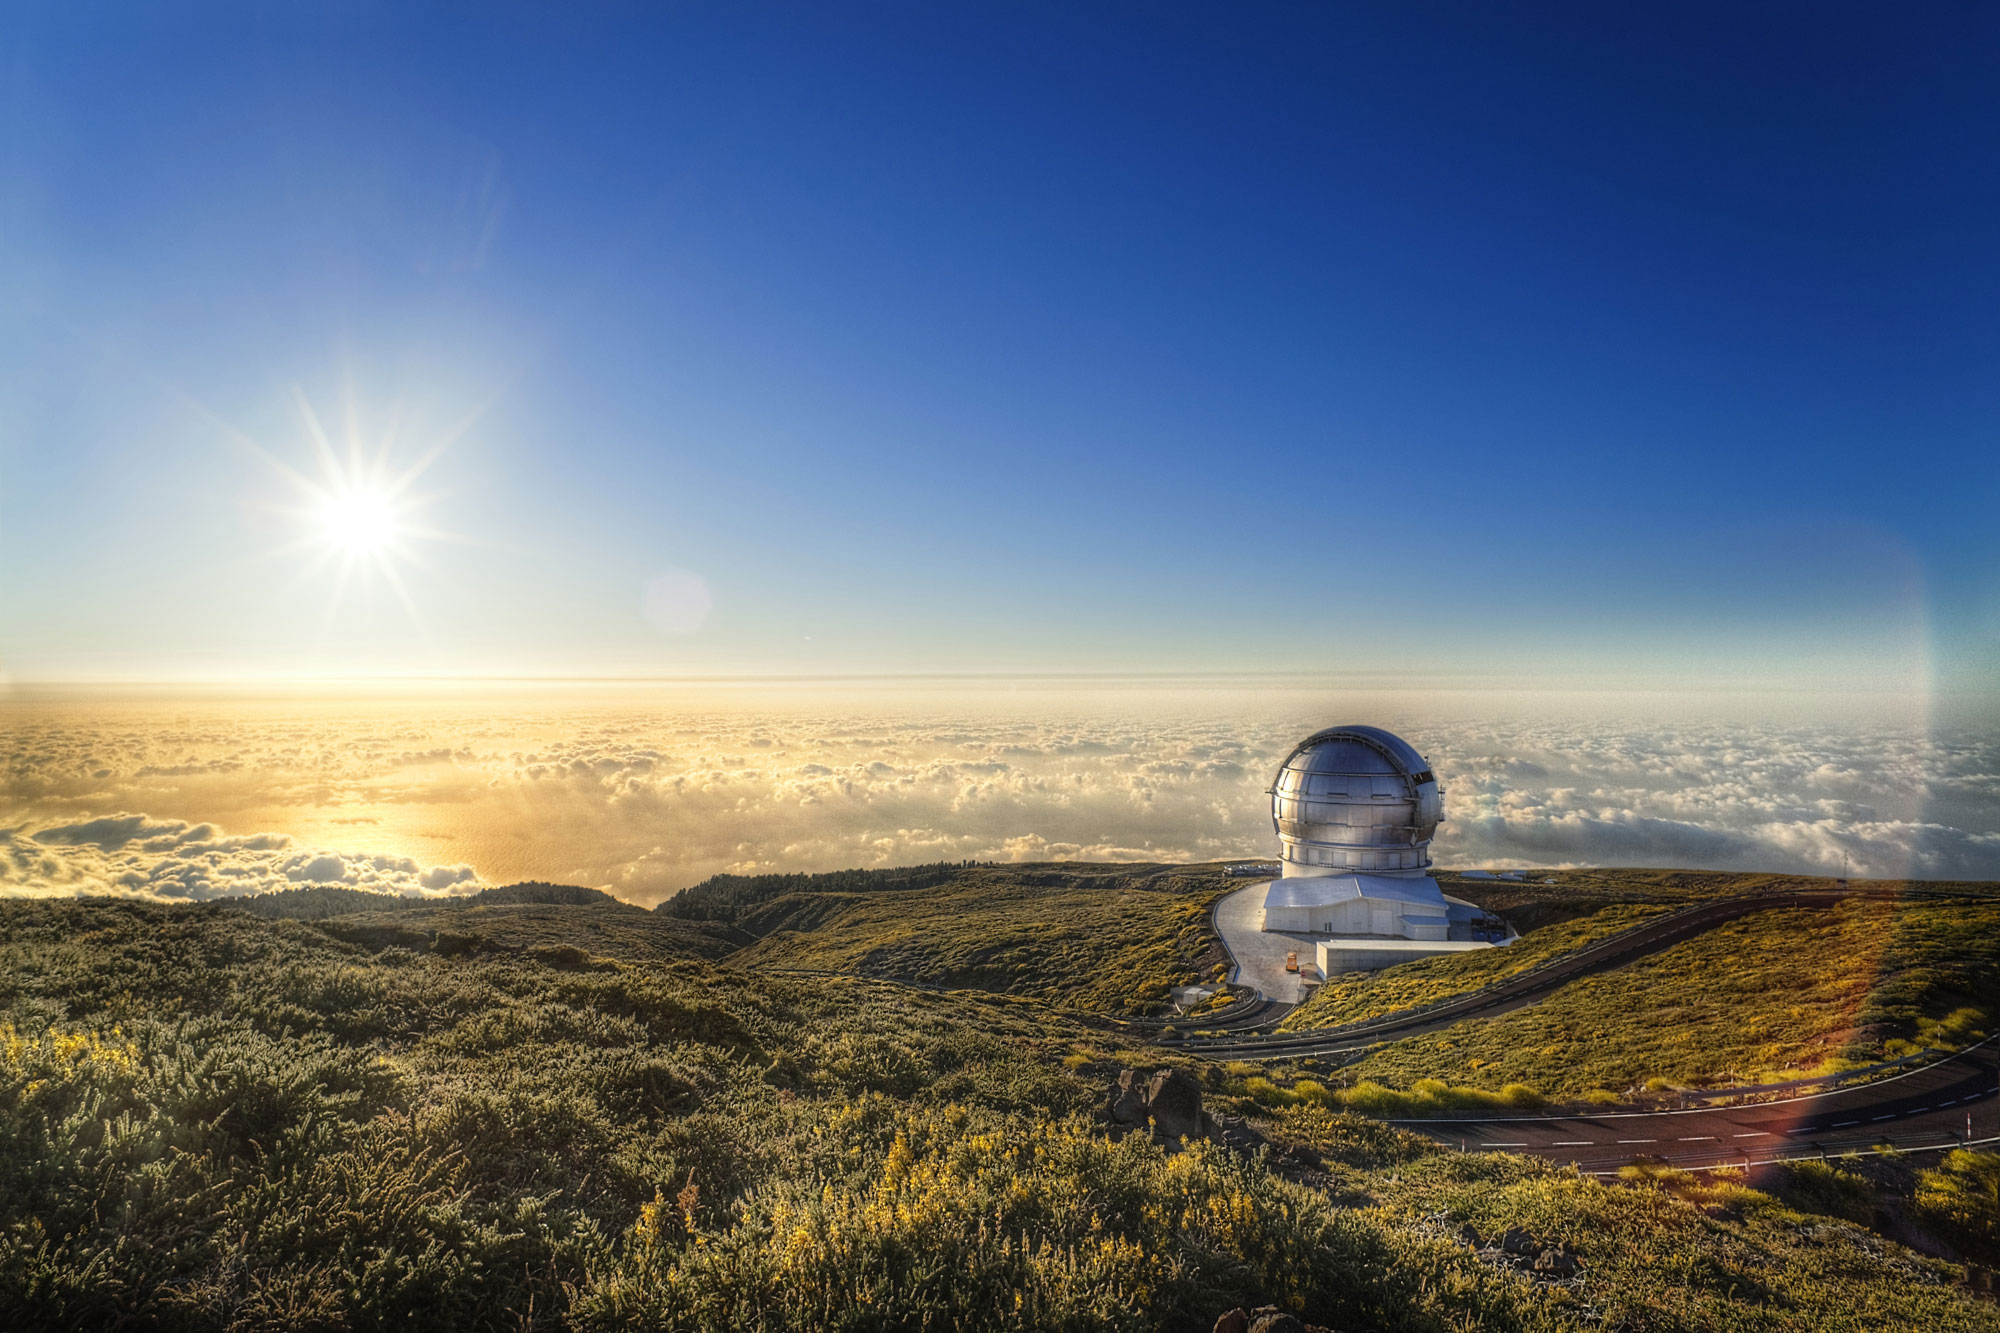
xmin=1767 ymin=1160 xmax=1878 ymax=1226
xmin=1914 ymin=1150 xmax=2000 ymax=1264
xmin=1270 ymin=1106 xmax=1439 ymax=1169
xmin=1241 ymin=1076 xmax=1296 ymax=1107
xmin=573 ymin=1103 xmax=1447 ymax=1333
xmin=1290 ymin=1079 xmax=1331 ymax=1105
xmin=1333 ymin=1078 xmax=1543 ymax=1117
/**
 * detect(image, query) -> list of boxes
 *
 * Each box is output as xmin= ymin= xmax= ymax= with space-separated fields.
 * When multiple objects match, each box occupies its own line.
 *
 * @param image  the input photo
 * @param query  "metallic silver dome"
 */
xmin=1268 ymin=725 xmax=1443 ymax=877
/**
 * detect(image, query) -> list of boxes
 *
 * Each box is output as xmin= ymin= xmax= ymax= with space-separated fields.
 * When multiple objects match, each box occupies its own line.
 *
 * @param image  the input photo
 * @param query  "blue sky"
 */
xmin=2 ymin=2 xmax=1995 ymax=691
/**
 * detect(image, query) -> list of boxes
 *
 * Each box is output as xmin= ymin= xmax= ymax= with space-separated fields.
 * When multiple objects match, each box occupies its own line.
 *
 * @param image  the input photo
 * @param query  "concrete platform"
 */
xmin=1212 ymin=880 xmax=1323 ymax=1003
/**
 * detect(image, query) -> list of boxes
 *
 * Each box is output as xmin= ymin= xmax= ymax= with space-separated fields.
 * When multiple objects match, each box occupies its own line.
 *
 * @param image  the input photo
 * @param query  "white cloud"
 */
xmin=3 ymin=688 xmax=1995 ymax=905
xmin=1 ymin=813 xmax=484 ymax=903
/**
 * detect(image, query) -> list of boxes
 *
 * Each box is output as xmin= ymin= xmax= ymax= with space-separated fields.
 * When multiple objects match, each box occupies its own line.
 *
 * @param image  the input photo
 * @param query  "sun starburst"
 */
xmin=254 ymin=387 xmax=475 ymax=637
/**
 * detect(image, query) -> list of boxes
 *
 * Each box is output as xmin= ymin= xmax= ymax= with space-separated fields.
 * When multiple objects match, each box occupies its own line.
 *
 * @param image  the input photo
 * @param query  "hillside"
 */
xmin=1274 ymin=879 xmax=2000 ymax=1100
xmin=2 ymin=880 xmax=1999 ymax=1329
xmin=1326 ymin=896 xmax=2000 ymax=1099
xmin=706 ymin=861 xmax=1231 ymax=1015
xmin=234 ymin=880 xmax=636 ymax=920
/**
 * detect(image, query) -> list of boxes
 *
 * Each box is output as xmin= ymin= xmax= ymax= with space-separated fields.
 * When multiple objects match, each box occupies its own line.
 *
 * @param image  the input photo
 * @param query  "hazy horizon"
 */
xmin=6 ymin=678 xmax=1995 ymax=909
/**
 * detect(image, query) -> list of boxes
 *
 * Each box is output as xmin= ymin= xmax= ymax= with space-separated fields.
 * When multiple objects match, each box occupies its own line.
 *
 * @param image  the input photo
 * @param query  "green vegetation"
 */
xmin=574 ymin=1100 xmax=1521 ymax=1332
xmin=4 ymin=871 xmax=2000 ymax=1329
xmin=1433 ymin=868 xmax=1975 ymax=917
xmin=1916 ymin=1151 xmax=2000 ymax=1267
xmin=657 ymin=862 xmax=977 ymax=923
xmin=707 ymin=862 xmax=1230 ymax=1015
xmin=237 ymin=881 xmax=635 ymax=920
xmin=1369 ymin=1152 xmax=1984 ymax=1332
xmin=1335 ymin=897 xmax=2000 ymax=1098
xmin=1280 ymin=903 xmax=1672 ymax=1031
xmin=1203 ymin=1068 xmax=1551 ymax=1119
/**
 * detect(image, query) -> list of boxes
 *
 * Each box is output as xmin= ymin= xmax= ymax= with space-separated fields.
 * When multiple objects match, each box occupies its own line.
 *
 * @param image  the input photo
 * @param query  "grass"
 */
xmin=1336 ymin=896 xmax=2000 ymax=1099
xmin=1279 ymin=902 xmax=1673 ymax=1031
xmin=718 ymin=862 xmax=1231 ymax=1015
xmin=313 ymin=900 xmax=748 ymax=967
xmin=1916 ymin=1150 xmax=2000 ymax=1267
xmin=4 ymin=875 xmax=1999 ymax=1328
xmin=1361 ymin=1151 xmax=1986 ymax=1332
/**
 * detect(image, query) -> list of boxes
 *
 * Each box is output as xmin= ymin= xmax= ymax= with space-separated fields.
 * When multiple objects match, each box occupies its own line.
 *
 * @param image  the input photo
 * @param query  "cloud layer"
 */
xmin=4 ymin=812 xmax=477 ymax=901
xmin=3 ymin=685 xmax=1995 ymax=905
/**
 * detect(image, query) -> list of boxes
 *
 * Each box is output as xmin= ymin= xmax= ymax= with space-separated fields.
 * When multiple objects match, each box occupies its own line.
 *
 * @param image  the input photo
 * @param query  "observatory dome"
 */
xmin=1268 ymin=725 xmax=1443 ymax=877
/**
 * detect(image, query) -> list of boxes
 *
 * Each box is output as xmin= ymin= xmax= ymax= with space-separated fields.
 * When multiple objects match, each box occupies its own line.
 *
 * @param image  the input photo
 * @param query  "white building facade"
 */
xmin=1257 ymin=725 xmax=1506 ymax=972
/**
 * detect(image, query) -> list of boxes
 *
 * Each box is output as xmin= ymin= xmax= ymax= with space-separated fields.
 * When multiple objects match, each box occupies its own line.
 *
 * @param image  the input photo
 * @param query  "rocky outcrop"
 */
xmin=1210 ymin=1306 xmax=1338 ymax=1333
xmin=1456 ymin=1222 xmax=1582 ymax=1283
xmin=1109 ymin=1069 xmax=1149 ymax=1125
xmin=1532 ymin=1246 xmax=1580 ymax=1278
xmin=1247 ymin=1307 xmax=1307 ymax=1333
xmin=1144 ymin=1068 xmax=1208 ymax=1140
xmin=1107 ymin=1067 xmax=1221 ymax=1144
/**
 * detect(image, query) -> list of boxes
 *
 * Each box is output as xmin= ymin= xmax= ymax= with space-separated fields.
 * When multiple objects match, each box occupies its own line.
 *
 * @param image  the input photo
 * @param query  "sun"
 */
xmin=254 ymin=388 xmax=477 ymax=633
xmin=317 ymin=487 xmax=400 ymax=556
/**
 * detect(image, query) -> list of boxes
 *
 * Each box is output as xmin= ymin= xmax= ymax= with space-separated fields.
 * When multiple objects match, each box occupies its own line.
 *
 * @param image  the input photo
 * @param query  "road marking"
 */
xmin=1939 ymin=1099 xmax=1957 ymax=1106
xmin=1483 ymin=1143 xmax=1528 ymax=1148
xmin=1617 ymin=1138 xmax=1656 ymax=1144
xmin=1787 ymin=1128 xmax=1812 ymax=1135
xmin=1733 ymin=1132 xmax=1768 ymax=1138
xmin=1553 ymin=1140 xmax=1593 ymax=1146
xmin=1678 ymin=1136 xmax=1715 ymax=1142
xmin=1872 ymin=1115 xmax=1895 ymax=1122
xmin=1911 ymin=1107 xmax=1930 ymax=1114
xmin=1834 ymin=1120 xmax=1860 ymax=1128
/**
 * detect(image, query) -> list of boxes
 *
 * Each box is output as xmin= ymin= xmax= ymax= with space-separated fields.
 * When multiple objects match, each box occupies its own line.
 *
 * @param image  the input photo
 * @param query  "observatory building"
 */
xmin=1260 ymin=725 xmax=1505 ymax=974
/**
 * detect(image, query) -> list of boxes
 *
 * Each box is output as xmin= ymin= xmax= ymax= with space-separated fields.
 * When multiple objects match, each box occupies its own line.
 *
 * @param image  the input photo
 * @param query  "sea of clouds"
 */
xmin=3 ymin=684 xmax=1995 ymax=906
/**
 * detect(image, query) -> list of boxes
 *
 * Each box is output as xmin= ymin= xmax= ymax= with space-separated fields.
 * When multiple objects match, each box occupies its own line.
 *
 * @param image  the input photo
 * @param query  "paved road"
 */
xmin=1211 ymin=881 xmax=1319 ymax=1005
xmin=1173 ymin=886 xmax=1957 ymax=1059
xmin=1396 ymin=1040 xmax=2000 ymax=1174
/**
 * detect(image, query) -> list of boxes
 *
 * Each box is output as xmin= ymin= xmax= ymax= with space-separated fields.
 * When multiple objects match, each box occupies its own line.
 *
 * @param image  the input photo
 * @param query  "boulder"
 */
xmin=1109 ymin=1069 xmax=1149 ymax=1125
xmin=1533 ymin=1246 xmax=1579 ymax=1278
xmin=1212 ymin=1308 xmax=1250 ymax=1333
xmin=1145 ymin=1068 xmax=1208 ymax=1141
xmin=1247 ymin=1308 xmax=1305 ymax=1333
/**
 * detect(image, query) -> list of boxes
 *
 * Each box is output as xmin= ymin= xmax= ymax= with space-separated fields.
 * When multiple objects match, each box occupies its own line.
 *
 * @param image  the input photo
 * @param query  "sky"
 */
xmin=2 ymin=2 xmax=1997 ymax=692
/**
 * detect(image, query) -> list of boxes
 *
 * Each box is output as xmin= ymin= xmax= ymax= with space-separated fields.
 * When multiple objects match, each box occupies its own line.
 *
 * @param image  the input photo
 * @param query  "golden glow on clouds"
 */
xmin=1 ymin=684 xmax=1989 ymax=907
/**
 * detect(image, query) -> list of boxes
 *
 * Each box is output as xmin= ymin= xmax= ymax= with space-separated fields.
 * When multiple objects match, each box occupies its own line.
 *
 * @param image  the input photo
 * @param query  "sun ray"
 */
xmin=383 ymin=385 xmax=506 ymax=499
xmin=291 ymin=386 xmax=344 ymax=487
xmin=377 ymin=555 xmax=427 ymax=632
xmin=316 ymin=555 xmax=356 ymax=645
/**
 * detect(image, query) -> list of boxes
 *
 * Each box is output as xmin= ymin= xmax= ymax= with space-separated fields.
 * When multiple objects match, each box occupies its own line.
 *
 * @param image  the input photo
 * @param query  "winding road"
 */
xmin=1397 ymin=1039 xmax=1999 ymax=1174
xmin=1177 ymin=884 xmax=1971 ymax=1060
xmin=1174 ymin=882 xmax=2000 ymax=1171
